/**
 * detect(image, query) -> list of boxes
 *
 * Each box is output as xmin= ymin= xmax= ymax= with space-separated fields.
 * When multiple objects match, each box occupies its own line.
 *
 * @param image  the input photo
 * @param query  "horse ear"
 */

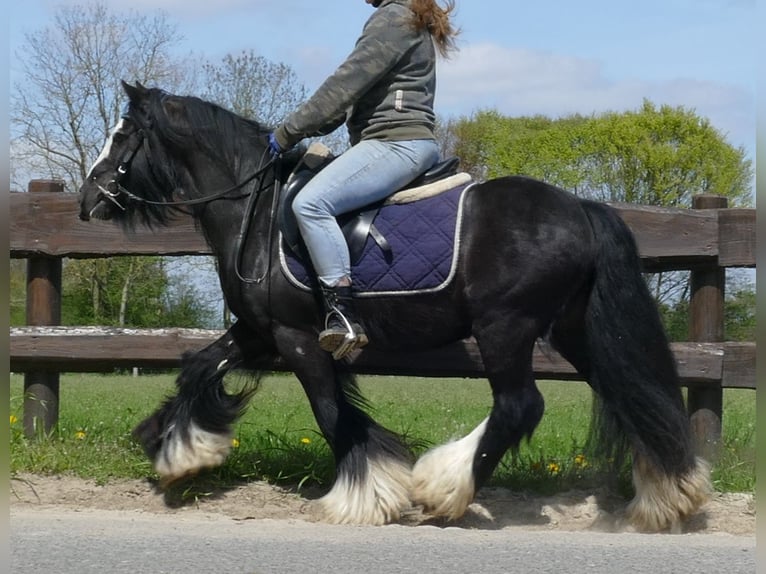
xmin=121 ymin=80 xmax=147 ymax=103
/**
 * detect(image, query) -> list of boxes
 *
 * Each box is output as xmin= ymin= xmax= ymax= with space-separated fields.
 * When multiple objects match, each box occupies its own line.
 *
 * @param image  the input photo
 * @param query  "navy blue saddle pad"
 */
xmin=280 ymin=181 xmax=473 ymax=296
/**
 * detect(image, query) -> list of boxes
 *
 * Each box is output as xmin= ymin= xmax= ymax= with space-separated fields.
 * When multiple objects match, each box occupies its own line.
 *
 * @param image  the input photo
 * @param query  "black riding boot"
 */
xmin=318 ymin=285 xmax=368 ymax=359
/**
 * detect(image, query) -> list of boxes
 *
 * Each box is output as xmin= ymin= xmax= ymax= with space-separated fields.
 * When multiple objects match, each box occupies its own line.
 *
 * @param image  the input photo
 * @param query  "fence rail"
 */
xmin=9 ymin=180 xmax=757 ymax=452
xmin=10 ymin=326 xmax=756 ymax=389
xmin=10 ymin=185 xmax=756 ymax=269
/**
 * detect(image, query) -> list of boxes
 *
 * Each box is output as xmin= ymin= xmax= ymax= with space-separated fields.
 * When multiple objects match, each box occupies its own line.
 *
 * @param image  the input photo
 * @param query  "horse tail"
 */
xmin=553 ymin=200 xmax=711 ymax=531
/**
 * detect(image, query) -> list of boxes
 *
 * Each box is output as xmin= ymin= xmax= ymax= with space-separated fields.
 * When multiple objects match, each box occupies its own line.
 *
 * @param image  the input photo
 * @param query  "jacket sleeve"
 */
xmin=274 ymin=6 xmax=415 ymax=148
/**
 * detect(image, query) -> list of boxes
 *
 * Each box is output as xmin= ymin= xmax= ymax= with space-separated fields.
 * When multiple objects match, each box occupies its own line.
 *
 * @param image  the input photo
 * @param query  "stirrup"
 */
xmin=318 ymin=309 xmax=368 ymax=360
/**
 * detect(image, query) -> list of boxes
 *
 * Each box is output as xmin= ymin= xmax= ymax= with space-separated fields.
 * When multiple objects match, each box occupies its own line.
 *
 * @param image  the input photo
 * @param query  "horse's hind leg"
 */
xmin=549 ymin=264 xmax=711 ymax=532
xmin=273 ymin=326 xmax=413 ymax=525
xmin=133 ymin=321 xmax=263 ymax=486
xmin=412 ymin=316 xmax=544 ymax=520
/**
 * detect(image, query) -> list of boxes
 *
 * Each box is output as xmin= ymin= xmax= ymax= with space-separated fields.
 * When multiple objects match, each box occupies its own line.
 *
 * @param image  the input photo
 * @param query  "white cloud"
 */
xmin=435 ymin=42 xmax=754 ymax=154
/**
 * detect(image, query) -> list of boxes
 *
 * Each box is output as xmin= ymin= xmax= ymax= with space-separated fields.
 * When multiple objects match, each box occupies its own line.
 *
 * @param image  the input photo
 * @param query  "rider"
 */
xmin=268 ymin=0 xmax=459 ymax=358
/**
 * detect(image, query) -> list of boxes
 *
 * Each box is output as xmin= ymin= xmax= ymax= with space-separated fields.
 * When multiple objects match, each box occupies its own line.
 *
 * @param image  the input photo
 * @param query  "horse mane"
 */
xmin=122 ymin=88 xmax=302 ymax=229
xmin=149 ymin=90 xmax=272 ymax=172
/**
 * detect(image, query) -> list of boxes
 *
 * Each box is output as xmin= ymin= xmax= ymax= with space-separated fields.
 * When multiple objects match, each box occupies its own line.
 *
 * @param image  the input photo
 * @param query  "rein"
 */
xmin=98 ymin=126 xmax=276 ymax=210
xmin=234 ymin=156 xmax=282 ymax=285
xmin=100 ymin=119 xmax=282 ymax=285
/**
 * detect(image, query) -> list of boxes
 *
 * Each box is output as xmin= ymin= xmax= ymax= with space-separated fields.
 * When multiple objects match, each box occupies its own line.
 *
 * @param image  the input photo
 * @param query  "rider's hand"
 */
xmin=267 ymin=132 xmax=284 ymax=158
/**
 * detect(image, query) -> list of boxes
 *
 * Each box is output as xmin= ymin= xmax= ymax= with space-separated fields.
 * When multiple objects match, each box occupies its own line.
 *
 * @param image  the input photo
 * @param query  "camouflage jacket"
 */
xmin=274 ymin=0 xmax=436 ymax=148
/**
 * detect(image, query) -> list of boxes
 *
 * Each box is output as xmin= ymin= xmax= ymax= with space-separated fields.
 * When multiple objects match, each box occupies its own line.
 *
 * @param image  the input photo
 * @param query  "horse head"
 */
xmin=79 ymin=81 xmax=163 ymax=226
xmin=78 ymin=80 xmax=279 ymax=229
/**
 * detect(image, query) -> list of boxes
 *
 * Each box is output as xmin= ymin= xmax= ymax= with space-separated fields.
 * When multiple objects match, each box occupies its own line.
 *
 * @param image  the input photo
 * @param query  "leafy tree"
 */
xmin=62 ymin=257 xmax=168 ymax=326
xmin=162 ymin=272 xmax=217 ymax=329
xmin=446 ymin=101 xmax=754 ymax=314
xmin=724 ymin=288 xmax=756 ymax=341
xmin=9 ymin=260 xmax=27 ymax=326
xmin=659 ymin=286 xmax=755 ymax=343
xmin=449 ymin=101 xmax=753 ymax=207
xmin=62 ymin=256 xmax=216 ymax=328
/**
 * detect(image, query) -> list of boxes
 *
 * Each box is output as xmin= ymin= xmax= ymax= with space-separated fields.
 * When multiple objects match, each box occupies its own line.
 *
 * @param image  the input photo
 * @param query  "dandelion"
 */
xmin=574 ymin=454 xmax=588 ymax=468
xmin=300 ymin=437 xmax=311 ymax=445
xmin=547 ymin=462 xmax=560 ymax=476
xmin=10 ymin=415 xmax=18 ymax=425
xmin=75 ymin=430 xmax=86 ymax=440
xmin=231 ymin=438 xmax=240 ymax=448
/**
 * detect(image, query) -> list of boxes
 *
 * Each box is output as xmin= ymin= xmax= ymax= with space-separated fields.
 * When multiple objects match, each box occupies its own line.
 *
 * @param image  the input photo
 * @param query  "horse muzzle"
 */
xmin=78 ymin=180 xmax=127 ymax=221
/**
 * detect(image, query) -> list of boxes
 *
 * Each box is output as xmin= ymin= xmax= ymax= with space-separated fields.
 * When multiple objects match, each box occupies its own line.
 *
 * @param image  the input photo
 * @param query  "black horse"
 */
xmin=78 ymin=81 xmax=710 ymax=531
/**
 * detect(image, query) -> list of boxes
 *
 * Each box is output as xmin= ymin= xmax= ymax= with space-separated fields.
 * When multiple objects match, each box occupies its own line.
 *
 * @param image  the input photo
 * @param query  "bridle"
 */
xmin=96 ymin=112 xmax=283 ymax=285
xmin=96 ymin=117 xmax=277 ymax=212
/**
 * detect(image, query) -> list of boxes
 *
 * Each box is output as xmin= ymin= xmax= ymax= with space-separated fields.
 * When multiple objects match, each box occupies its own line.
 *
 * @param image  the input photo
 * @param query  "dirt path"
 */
xmin=9 ymin=473 xmax=755 ymax=535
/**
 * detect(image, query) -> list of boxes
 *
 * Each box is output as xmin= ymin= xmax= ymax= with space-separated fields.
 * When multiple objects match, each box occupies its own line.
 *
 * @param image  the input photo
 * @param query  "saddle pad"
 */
xmin=280 ymin=182 xmax=473 ymax=296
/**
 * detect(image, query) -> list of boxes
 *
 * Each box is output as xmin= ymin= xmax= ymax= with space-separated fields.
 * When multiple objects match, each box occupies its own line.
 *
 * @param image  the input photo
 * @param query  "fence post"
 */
xmin=688 ymin=194 xmax=726 ymax=460
xmin=23 ymin=179 xmax=65 ymax=437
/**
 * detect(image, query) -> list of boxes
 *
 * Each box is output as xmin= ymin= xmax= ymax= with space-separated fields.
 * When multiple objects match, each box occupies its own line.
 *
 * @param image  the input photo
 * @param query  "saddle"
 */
xmin=277 ymin=143 xmax=462 ymax=265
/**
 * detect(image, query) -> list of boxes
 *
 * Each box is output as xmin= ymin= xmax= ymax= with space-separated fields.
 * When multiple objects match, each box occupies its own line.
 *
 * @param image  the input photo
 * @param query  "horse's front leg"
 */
xmin=273 ymin=325 xmax=413 ymax=525
xmin=411 ymin=314 xmax=545 ymax=521
xmin=133 ymin=321 xmax=267 ymax=486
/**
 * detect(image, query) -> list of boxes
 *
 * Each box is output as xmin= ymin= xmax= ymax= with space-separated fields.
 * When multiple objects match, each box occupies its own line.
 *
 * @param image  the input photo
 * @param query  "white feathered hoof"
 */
xmin=627 ymin=455 xmax=712 ymax=532
xmin=153 ymin=422 xmax=233 ymax=487
xmin=319 ymin=457 xmax=412 ymax=525
xmin=411 ymin=419 xmax=487 ymax=520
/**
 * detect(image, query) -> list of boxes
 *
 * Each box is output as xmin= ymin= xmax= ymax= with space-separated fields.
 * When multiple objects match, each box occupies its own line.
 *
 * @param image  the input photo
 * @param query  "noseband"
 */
xmin=95 ymin=122 xmax=147 ymax=211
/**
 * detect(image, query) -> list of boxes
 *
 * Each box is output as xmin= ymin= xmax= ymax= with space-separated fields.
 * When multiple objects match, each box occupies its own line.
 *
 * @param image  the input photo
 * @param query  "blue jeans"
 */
xmin=292 ymin=138 xmax=440 ymax=287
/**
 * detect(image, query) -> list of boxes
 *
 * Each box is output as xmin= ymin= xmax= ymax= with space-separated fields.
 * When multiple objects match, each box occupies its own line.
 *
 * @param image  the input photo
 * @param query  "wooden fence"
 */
xmin=10 ymin=180 xmax=757 ymax=455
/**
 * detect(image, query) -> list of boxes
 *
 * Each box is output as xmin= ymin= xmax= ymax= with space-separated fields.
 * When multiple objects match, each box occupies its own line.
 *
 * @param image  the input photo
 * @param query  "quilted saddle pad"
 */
xmin=280 ymin=182 xmax=473 ymax=296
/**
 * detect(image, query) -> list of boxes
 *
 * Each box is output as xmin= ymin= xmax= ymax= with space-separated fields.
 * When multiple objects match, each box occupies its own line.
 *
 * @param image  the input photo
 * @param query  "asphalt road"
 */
xmin=11 ymin=507 xmax=755 ymax=574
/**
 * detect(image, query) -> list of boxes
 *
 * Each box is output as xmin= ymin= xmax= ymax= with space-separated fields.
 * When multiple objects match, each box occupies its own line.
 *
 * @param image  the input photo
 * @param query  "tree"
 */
xmin=446 ymin=101 xmax=754 ymax=311
xmin=9 ymin=260 xmax=27 ymax=326
xmin=11 ymin=1 xmax=191 ymax=192
xmin=197 ymin=50 xmax=308 ymax=129
xmin=197 ymin=49 xmax=349 ymax=154
xmin=449 ymin=101 xmax=753 ymax=207
xmin=60 ymin=256 xmax=213 ymax=327
xmin=10 ymin=2 xmax=216 ymax=330
xmin=724 ymin=288 xmax=756 ymax=342
xmin=10 ymin=2 xmax=322 ymax=329
xmin=659 ymin=285 xmax=755 ymax=343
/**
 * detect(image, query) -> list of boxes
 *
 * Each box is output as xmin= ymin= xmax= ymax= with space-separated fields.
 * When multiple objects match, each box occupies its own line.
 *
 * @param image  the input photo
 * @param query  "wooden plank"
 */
xmin=610 ymin=202 xmax=719 ymax=270
xmin=721 ymin=342 xmax=757 ymax=390
xmin=9 ymin=327 xmax=218 ymax=371
xmin=9 ymin=327 xmax=754 ymax=389
xmin=10 ymin=192 xmax=210 ymax=257
xmin=718 ymin=209 xmax=756 ymax=267
xmin=12 ymin=192 xmax=754 ymax=267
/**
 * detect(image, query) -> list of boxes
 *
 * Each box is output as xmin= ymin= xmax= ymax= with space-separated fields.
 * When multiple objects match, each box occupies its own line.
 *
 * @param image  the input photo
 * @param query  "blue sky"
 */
xmin=9 ymin=0 xmax=757 ymax=163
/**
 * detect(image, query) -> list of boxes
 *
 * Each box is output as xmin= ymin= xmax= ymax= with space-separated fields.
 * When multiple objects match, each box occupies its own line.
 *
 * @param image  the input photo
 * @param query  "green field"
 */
xmin=9 ymin=372 xmax=756 ymax=495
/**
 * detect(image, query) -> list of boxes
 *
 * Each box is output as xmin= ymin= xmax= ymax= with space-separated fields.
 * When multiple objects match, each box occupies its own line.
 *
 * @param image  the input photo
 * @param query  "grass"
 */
xmin=9 ymin=372 xmax=756 ymax=496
